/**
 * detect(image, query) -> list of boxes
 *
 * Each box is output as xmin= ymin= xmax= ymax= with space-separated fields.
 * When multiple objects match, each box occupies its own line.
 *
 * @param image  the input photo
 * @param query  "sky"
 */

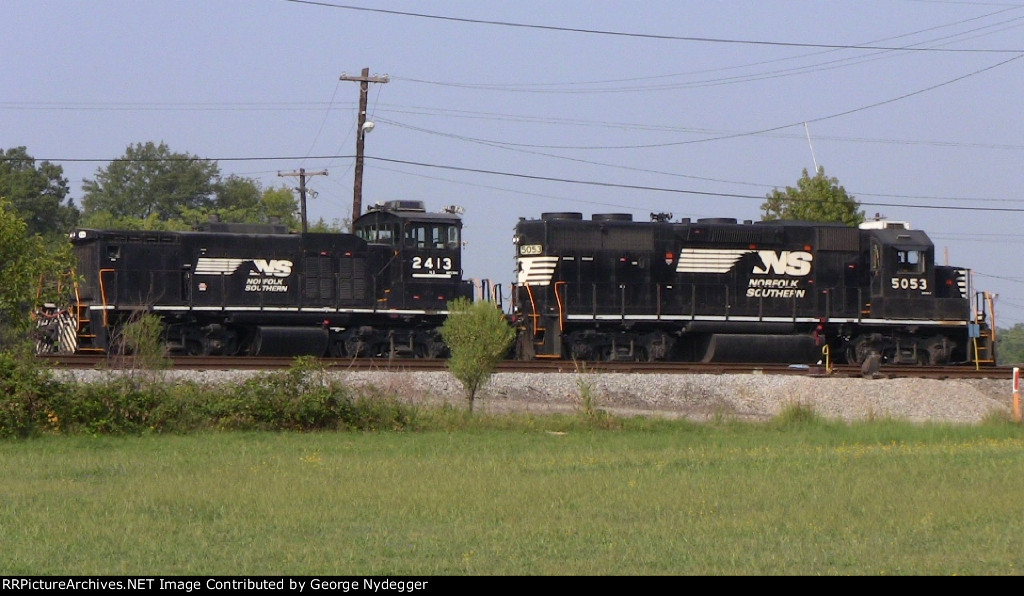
xmin=5 ymin=1 xmax=1024 ymax=325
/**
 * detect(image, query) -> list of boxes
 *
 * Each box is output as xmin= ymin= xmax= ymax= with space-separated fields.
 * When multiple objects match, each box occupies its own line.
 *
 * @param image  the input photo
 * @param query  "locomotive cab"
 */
xmin=863 ymin=226 xmax=969 ymax=319
xmin=844 ymin=223 xmax=976 ymax=365
xmin=866 ymin=227 xmax=935 ymax=317
xmin=353 ymin=200 xmax=473 ymax=311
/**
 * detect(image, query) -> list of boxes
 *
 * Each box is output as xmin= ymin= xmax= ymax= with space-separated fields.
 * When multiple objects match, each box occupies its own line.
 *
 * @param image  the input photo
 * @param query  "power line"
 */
xmin=10 ymin=152 xmax=1024 ymax=211
xmin=283 ymin=0 xmax=1024 ymax=53
xmin=371 ymin=52 xmax=1024 ymax=154
xmin=358 ymin=155 xmax=1024 ymax=213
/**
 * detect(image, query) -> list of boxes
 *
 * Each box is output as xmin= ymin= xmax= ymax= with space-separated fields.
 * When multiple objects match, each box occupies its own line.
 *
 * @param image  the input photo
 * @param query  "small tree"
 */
xmin=439 ymin=298 xmax=515 ymax=412
xmin=761 ymin=166 xmax=865 ymax=226
xmin=0 ymin=146 xmax=80 ymax=238
xmin=996 ymin=324 xmax=1024 ymax=366
xmin=0 ymin=197 xmax=74 ymax=349
xmin=81 ymin=141 xmax=220 ymax=225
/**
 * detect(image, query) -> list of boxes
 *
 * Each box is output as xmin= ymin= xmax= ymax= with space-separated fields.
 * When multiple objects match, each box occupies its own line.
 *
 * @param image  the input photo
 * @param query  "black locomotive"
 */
xmin=510 ymin=212 xmax=996 ymax=366
xmin=35 ymin=201 xmax=474 ymax=358
xmin=36 ymin=202 xmax=997 ymax=367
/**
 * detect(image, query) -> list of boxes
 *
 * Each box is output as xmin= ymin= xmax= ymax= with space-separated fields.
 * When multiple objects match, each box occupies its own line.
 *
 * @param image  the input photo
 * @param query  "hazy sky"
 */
xmin=5 ymin=1 xmax=1024 ymax=324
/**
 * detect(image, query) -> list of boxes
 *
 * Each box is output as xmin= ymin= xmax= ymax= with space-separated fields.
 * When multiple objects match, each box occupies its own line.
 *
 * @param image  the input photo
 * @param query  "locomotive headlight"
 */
xmin=512 ymin=235 xmax=520 ymax=244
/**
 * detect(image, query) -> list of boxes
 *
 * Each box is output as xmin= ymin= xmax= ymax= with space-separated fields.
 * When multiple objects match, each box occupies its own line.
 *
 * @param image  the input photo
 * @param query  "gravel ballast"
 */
xmin=339 ymin=371 xmax=1014 ymax=424
xmin=56 ymin=368 xmax=1017 ymax=425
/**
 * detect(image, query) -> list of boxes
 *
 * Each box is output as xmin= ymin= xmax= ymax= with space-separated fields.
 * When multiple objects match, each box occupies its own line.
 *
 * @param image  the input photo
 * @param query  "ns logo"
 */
xmin=250 ymin=259 xmax=293 ymax=278
xmin=752 ymin=251 xmax=812 ymax=276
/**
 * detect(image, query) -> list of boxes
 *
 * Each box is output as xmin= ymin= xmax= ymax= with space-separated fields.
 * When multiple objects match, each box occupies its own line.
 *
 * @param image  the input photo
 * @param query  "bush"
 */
xmin=0 ymin=350 xmax=64 ymax=438
xmin=49 ymin=379 xmax=168 ymax=435
xmin=224 ymin=358 xmax=419 ymax=431
xmin=227 ymin=358 xmax=354 ymax=431
xmin=439 ymin=298 xmax=515 ymax=412
xmin=2 ymin=354 xmax=425 ymax=437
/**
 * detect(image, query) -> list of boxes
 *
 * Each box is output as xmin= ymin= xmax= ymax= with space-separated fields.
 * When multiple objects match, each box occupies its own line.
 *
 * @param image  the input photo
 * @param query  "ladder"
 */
xmin=971 ymin=291 xmax=996 ymax=365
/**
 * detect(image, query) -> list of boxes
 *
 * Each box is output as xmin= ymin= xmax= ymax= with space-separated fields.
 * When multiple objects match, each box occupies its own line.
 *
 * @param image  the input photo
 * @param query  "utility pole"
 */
xmin=278 ymin=168 xmax=328 ymax=233
xmin=340 ymin=67 xmax=389 ymax=219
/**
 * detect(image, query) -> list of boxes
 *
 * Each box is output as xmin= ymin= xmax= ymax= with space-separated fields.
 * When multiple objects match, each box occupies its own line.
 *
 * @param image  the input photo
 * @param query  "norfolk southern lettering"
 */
xmin=746 ymin=278 xmax=806 ymax=299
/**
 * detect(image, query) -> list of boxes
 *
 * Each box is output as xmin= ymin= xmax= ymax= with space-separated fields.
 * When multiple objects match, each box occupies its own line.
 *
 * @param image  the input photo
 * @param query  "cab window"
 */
xmin=406 ymin=225 xmax=425 ymax=247
xmin=406 ymin=224 xmax=459 ymax=249
xmin=356 ymin=224 xmax=396 ymax=244
xmin=895 ymin=248 xmax=923 ymax=274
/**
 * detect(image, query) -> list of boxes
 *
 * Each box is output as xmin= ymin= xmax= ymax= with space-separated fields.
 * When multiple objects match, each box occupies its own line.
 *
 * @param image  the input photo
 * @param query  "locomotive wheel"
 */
xmin=328 ymin=339 xmax=347 ymax=358
xmin=424 ymin=340 xmax=447 ymax=359
xmin=845 ymin=336 xmax=874 ymax=366
xmin=220 ymin=335 xmax=241 ymax=356
xmin=921 ymin=336 xmax=951 ymax=366
xmin=570 ymin=341 xmax=594 ymax=362
xmin=861 ymin=352 xmax=882 ymax=378
xmin=344 ymin=336 xmax=366 ymax=358
xmin=184 ymin=339 xmax=208 ymax=356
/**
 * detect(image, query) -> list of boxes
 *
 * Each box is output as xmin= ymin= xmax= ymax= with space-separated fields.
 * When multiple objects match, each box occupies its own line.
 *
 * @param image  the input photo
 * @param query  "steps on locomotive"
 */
xmin=970 ymin=292 xmax=997 ymax=365
xmin=972 ymin=327 xmax=996 ymax=364
xmin=73 ymin=304 xmax=105 ymax=353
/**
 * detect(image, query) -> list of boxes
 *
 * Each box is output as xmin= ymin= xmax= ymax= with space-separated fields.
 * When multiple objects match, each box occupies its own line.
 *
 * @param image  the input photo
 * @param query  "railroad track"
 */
xmin=36 ymin=354 xmax=1012 ymax=380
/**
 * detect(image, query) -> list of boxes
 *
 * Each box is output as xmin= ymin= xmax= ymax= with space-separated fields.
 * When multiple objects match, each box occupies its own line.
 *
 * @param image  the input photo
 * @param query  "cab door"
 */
xmin=870 ymin=240 xmax=884 ymax=299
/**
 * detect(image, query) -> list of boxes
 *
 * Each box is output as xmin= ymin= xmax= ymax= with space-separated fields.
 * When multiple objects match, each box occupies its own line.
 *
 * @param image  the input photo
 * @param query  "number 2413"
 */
xmin=412 ymin=256 xmax=453 ymax=270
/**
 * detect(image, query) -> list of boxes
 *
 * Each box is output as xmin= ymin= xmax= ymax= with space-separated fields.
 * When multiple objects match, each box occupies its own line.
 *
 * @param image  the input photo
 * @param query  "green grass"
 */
xmin=3 ymin=357 xmax=1022 ymax=575
xmin=2 ymin=416 xmax=1023 ymax=575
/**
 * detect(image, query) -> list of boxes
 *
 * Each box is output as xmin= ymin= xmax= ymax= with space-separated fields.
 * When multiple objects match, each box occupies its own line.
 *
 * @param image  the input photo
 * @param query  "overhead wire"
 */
xmin=283 ymin=0 xmax=1023 ymax=53
xmin=8 ymin=4 xmax=1023 ymax=222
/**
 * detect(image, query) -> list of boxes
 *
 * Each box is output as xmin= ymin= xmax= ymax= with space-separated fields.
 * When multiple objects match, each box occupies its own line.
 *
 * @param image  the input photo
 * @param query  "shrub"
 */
xmin=49 ymin=379 xmax=166 ymax=435
xmin=218 ymin=357 xmax=417 ymax=431
xmin=0 ymin=349 xmax=64 ymax=438
xmin=769 ymin=402 xmax=827 ymax=429
xmin=221 ymin=357 xmax=352 ymax=431
xmin=439 ymin=298 xmax=515 ymax=412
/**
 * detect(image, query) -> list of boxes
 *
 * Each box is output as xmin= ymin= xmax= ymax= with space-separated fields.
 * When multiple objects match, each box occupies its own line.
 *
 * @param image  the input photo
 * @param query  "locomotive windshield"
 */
xmin=896 ymin=248 xmax=924 ymax=273
xmin=405 ymin=223 xmax=459 ymax=249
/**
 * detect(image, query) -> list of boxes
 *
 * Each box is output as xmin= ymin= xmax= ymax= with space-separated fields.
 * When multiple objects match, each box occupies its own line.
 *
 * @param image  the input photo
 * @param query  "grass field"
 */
xmin=2 ymin=411 xmax=1023 ymax=576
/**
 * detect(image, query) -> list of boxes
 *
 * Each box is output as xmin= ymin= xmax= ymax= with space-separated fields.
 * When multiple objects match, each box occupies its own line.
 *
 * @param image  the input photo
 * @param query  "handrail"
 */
xmin=98 ymin=268 xmax=115 ymax=327
xmin=554 ymin=281 xmax=566 ymax=333
xmin=524 ymin=283 xmax=541 ymax=339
